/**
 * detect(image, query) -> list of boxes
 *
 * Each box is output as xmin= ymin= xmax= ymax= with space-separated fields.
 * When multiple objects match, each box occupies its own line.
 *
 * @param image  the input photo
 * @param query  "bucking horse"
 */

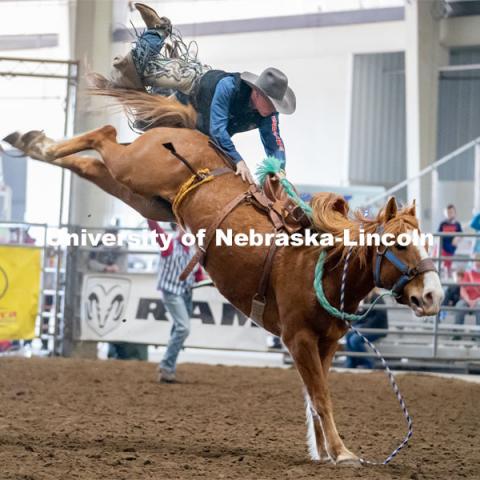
xmin=3 ymin=89 xmax=443 ymax=466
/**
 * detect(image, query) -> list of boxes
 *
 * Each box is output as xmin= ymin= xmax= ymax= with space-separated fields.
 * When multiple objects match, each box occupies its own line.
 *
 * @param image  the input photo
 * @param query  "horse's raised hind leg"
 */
xmin=53 ymin=154 xmax=173 ymax=220
xmin=3 ymin=131 xmax=174 ymax=221
xmin=283 ymin=328 xmax=360 ymax=466
xmin=4 ymin=125 xmax=118 ymax=162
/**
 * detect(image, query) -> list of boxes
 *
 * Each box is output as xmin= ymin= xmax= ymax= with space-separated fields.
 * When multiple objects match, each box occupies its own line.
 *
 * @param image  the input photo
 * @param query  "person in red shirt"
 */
xmin=147 ymin=220 xmax=205 ymax=382
xmin=454 ymin=256 xmax=480 ymax=337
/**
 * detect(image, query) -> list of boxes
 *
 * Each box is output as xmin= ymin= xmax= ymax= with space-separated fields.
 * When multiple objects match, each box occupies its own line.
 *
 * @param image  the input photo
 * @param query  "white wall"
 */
xmin=188 ymin=21 xmax=406 ymax=186
xmin=440 ymin=15 xmax=480 ymax=47
xmin=0 ymin=1 xmax=71 ymax=226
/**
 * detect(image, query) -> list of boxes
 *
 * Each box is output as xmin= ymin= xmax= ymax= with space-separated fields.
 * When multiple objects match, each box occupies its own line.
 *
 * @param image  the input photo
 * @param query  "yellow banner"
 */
xmin=0 ymin=246 xmax=41 ymax=340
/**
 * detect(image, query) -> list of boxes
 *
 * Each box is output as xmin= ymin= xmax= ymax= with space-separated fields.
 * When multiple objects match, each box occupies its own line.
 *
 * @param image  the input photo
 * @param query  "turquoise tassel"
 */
xmin=256 ymin=156 xmax=283 ymax=186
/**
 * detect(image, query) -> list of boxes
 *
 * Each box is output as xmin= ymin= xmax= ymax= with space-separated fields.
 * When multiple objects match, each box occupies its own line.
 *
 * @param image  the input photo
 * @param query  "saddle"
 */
xmin=261 ymin=174 xmax=311 ymax=233
xmin=208 ymin=140 xmax=311 ymax=233
xmin=179 ymin=140 xmax=311 ymax=325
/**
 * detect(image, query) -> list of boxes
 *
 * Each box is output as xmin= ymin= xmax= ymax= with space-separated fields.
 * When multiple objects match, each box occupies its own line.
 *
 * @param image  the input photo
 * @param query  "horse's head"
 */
xmin=372 ymin=197 xmax=443 ymax=316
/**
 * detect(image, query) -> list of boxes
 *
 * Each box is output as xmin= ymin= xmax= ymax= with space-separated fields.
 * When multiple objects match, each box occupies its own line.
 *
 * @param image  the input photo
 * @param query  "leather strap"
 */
xmin=179 ymin=189 xmax=249 ymax=281
xmin=259 ymin=242 xmax=278 ymax=300
xmin=249 ymin=234 xmax=281 ymax=324
xmin=415 ymin=258 xmax=437 ymax=275
xmin=208 ymin=139 xmax=237 ymax=169
xmin=163 ymin=142 xmax=198 ymax=176
xmin=248 ymin=185 xmax=284 ymax=230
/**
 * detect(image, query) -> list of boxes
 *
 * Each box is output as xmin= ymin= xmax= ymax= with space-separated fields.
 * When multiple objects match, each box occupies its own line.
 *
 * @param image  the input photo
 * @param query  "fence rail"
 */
xmin=2 ymin=222 xmax=480 ymax=371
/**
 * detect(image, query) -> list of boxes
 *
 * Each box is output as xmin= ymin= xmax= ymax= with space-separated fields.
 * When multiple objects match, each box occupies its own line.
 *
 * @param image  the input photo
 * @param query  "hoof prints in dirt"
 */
xmin=0 ymin=358 xmax=479 ymax=479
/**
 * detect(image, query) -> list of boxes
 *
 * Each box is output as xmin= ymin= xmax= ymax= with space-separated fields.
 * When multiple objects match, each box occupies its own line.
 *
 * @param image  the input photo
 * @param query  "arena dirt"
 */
xmin=0 ymin=357 xmax=478 ymax=480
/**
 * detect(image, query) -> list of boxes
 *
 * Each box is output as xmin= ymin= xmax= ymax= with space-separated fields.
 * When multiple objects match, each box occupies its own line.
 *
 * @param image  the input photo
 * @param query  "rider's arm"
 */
xmin=259 ymin=113 xmax=286 ymax=169
xmin=209 ymin=77 xmax=243 ymax=164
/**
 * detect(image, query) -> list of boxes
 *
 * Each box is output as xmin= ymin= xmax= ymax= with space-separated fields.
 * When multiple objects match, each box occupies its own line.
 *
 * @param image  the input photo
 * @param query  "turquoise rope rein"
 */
xmin=256 ymin=157 xmax=396 ymax=321
xmin=256 ymin=157 xmax=414 ymax=466
xmin=314 ymin=250 xmax=395 ymax=321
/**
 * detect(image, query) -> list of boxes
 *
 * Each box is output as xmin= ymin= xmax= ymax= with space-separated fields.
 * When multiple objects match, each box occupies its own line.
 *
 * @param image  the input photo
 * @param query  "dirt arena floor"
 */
xmin=0 ymin=358 xmax=479 ymax=480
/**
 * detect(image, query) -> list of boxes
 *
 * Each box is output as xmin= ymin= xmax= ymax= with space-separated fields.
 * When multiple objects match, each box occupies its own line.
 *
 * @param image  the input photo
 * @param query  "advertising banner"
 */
xmin=0 ymin=246 xmax=41 ymax=340
xmin=79 ymin=273 xmax=269 ymax=351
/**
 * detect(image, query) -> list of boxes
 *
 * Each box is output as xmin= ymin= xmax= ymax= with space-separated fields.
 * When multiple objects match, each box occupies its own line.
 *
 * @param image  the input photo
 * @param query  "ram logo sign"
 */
xmin=83 ymin=276 xmax=131 ymax=337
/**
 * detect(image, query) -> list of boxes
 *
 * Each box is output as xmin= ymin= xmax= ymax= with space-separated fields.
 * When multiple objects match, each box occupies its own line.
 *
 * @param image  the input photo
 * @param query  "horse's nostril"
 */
xmin=423 ymin=291 xmax=434 ymax=305
xmin=410 ymin=295 xmax=421 ymax=307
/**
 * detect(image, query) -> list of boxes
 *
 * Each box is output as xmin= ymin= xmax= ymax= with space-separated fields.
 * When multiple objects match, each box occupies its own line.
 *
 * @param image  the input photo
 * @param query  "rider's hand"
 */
xmin=235 ymin=160 xmax=254 ymax=184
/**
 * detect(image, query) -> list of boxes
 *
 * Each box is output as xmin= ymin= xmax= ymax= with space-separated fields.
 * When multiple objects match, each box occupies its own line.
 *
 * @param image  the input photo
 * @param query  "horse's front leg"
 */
xmin=283 ymin=327 xmax=360 ymax=466
xmin=305 ymin=339 xmax=342 ymax=463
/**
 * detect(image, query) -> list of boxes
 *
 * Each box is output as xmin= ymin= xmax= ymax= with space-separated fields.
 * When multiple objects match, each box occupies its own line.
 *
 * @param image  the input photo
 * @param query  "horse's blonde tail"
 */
xmin=87 ymin=73 xmax=197 ymax=129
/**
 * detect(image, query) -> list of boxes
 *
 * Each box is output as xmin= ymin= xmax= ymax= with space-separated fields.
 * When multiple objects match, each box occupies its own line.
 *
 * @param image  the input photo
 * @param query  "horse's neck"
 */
xmin=335 ymin=246 xmax=376 ymax=312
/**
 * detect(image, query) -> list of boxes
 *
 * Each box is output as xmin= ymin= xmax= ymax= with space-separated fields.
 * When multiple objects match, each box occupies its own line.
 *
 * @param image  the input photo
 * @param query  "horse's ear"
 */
xmin=384 ymin=196 xmax=398 ymax=221
xmin=406 ymin=199 xmax=416 ymax=217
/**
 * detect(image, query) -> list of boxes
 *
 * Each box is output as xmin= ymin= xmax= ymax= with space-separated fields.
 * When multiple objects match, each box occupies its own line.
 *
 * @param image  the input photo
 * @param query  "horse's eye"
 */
xmin=395 ymin=244 xmax=407 ymax=250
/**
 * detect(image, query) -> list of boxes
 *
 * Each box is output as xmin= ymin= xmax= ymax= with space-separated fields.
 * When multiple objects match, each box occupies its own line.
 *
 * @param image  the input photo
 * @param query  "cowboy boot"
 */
xmin=135 ymin=3 xmax=172 ymax=35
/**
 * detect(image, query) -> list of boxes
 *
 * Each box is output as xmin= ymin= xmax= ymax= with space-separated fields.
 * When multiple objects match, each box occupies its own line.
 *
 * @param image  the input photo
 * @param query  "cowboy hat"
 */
xmin=241 ymin=67 xmax=296 ymax=115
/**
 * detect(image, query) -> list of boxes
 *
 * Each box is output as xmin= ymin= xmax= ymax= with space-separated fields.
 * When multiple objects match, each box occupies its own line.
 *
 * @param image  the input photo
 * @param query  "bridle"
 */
xmin=373 ymin=226 xmax=437 ymax=297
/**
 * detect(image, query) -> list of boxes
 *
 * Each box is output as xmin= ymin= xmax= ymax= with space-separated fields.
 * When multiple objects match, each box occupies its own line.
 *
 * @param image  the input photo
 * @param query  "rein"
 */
xmin=314 ymin=231 xmax=435 ymax=465
xmin=166 ymin=143 xmax=283 ymax=324
xmin=314 ymin=249 xmax=413 ymax=465
xmin=255 ymin=158 xmax=433 ymax=466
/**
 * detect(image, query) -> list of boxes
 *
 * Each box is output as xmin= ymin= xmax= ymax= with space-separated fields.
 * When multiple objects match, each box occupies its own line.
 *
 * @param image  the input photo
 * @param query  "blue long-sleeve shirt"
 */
xmin=209 ymin=76 xmax=286 ymax=167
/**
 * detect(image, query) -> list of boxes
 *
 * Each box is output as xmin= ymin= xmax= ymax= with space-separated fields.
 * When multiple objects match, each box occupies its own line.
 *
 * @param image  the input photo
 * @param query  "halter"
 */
xmin=373 ymin=226 xmax=437 ymax=297
xmin=314 ymin=225 xmax=437 ymax=466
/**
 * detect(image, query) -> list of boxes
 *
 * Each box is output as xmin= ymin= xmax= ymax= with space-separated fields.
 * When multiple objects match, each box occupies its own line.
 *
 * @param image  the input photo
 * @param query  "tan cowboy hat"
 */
xmin=241 ymin=67 xmax=296 ymax=115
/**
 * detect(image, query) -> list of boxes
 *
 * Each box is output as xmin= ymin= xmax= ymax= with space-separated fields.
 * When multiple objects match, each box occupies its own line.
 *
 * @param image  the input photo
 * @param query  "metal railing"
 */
xmin=4 ymin=221 xmax=480 ymax=371
xmin=336 ymin=231 xmax=480 ymax=371
xmin=365 ymin=137 xmax=480 ymax=232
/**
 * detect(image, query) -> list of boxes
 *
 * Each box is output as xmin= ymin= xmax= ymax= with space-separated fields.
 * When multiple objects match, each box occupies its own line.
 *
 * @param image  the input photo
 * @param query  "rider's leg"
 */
xmin=135 ymin=3 xmax=172 ymax=30
xmin=142 ymin=58 xmax=204 ymax=95
xmin=132 ymin=29 xmax=169 ymax=81
xmin=131 ymin=4 xmax=206 ymax=95
xmin=131 ymin=23 xmax=203 ymax=95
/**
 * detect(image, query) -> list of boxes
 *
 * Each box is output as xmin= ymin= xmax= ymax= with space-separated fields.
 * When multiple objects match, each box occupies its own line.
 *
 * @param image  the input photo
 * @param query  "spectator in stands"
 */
xmin=87 ymin=227 xmax=127 ymax=273
xmin=470 ymin=210 xmax=480 ymax=255
xmin=148 ymin=220 xmax=205 ymax=383
xmin=453 ymin=256 xmax=480 ymax=340
xmin=344 ymin=289 xmax=388 ymax=369
xmin=439 ymin=269 xmax=463 ymax=322
xmin=88 ymin=228 xmax=148 ymax=361
xmin=438 ymin=204 xmax=462 ymax=278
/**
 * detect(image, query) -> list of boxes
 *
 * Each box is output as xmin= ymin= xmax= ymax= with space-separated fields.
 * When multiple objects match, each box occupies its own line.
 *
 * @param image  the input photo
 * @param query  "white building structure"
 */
xmin=1 ymin=0 xmax=480 ymax=229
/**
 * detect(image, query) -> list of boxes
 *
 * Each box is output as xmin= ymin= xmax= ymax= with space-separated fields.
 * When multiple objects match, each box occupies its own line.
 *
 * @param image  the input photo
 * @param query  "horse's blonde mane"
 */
xmin=310 ymin=193 xmax=419 ymax=267
xmin=87 ymin=73 xmax=197 ymax=129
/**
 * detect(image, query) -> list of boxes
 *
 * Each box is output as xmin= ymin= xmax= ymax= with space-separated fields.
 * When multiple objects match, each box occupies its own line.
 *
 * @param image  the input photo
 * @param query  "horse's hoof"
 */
xmin=314 ymin=456 xmax=333 ymax=465
xmin=2 ymin=131 xmax=22 ymax=148
xmin=22 ymin=130 xmax=45 ymax=149
xmin=21 ymin=130 xmax=56 ymax=161
xmin=336 ymin=453 xmax=362 ymax=467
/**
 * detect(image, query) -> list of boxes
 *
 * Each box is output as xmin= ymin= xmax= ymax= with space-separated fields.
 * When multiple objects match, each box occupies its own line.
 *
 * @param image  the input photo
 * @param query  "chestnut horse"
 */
xmin=4 ymin=93 xmax=443 ymax=465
